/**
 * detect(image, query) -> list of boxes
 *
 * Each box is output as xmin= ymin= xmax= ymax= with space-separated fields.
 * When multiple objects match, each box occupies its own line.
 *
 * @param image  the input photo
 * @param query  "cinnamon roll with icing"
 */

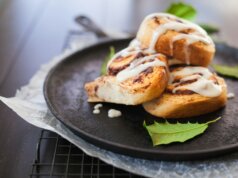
xmin=143 ymin=66 xmax=227 ymax=118
xmin=136 ymin=13 xmax=215 ymax=66
xmin=85 ymin=48 xmax=169 ymax=105
xmin=84 ymin=12 xmax=227 ymax=118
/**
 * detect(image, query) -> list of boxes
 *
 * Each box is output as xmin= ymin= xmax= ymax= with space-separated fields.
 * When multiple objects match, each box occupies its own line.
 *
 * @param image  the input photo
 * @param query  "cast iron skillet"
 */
xmin=44 ymin=38 xmax=238 ymax=161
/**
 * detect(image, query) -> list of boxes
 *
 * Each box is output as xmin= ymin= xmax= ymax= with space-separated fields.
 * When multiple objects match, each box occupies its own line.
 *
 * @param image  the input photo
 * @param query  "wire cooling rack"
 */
xmin=29 ymin=130 xmax=145 ymax=178
xmin=30 ymin=31 xmax=145 ymax=178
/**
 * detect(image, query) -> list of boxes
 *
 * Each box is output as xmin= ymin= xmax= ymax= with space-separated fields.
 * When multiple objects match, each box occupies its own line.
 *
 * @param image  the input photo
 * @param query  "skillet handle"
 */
xmin=75 ymin=15 xmax=108 ymax=38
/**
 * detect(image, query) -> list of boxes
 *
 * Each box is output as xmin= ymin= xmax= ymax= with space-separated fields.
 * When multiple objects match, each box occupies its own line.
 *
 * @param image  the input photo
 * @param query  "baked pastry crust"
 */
xmin=136 ymin=13 xmax=215 ymax=67
xmin=85 ymin=53 xmax=169 ymax=105
xmin=143 ymin=76 xmax=227 ymax=118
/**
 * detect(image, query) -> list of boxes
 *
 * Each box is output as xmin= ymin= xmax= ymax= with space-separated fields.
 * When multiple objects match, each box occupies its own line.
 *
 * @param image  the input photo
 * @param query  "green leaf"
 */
xmin=212 ymin=64 xmax=238 ymax=79
xmin=199 ymin=23 xmax=219 ymax=34
xmin=143 ymin=117 xmax=220 ymax=146
xmin=165 ymin=2 xmax=220 ymax=34
xmin=100 ymin=46 xmax=115 ymax=75
xmin=166 ymin=2 xmax=197 ymax=21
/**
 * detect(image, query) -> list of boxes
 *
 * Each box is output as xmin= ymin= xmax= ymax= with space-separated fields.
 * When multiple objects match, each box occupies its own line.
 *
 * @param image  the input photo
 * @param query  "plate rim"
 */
xmin=43 ymin=38 xmax=238 ymax=161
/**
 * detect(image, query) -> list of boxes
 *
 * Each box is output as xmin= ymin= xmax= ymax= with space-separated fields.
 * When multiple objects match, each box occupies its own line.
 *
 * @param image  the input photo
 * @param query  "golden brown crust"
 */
xmin=84 ymin=79 xmax=103 ymax=102
xmin=108 ymin=52 xmax=143 ymax=76
xmin=136 ymin=17 xmax=215 ymax=67
xmin=84 ymin=55 xmax=169 ymax=105
xmin=143 ymin=77 xmax=227 ymax=118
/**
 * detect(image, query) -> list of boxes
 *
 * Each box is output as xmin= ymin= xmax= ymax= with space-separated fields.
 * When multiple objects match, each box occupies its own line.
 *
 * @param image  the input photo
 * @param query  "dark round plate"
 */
xmin=44 ymin=38 xmax=238 ymax=161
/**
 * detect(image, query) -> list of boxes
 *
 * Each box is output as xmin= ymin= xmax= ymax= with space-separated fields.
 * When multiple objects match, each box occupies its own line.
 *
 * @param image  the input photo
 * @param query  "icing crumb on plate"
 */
xmin=228 ymin=93 xmax=235 ymax=99
xmin=94 ymin=103 xmax=103 ymax=109
xmin=108 ymin=109 xmax=122 ymax=118
xmin=93 ymin=103 xmax=103 ymax=114
xmin=93 ymin=109 xmax=100 ymax=114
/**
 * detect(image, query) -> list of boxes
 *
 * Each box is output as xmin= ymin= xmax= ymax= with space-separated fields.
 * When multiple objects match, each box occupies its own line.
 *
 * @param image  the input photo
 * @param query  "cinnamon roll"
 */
xmin=136 ymin=13 xmax=215 ymax=67
xmin=85 ymin=49 xmax=169 ymax=105
xmin=143 ymin=66 xmax=227 ymax=118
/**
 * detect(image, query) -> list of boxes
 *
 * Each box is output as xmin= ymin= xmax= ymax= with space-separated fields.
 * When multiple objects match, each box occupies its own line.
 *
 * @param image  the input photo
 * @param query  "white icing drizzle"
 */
xmin=106 ymin=41 xmax=166 ymax=83
xmin=138 ymin=13 xmax=214 ymax=64
xmin=171 ymin=67 xmax=212 ymax=79
xmin=143 ymin=13 xmax=210 ymax=38
xmin=94 ymin=103 xmax=103 ymax=109
xmin=93 ymin=103 xmax=103 ymax=114
xmin=172 ymin=33 xmax=212 ymax=64
xmin=129 ymin=38 xmax=141 ymax=48
xmin=173 ymin=76 xmax=222 ymax=97
xmin=107 ymin=38 xmax=154 ymax=71
xmin=172 ymin=33 xmax=211 ymax=45
xmin=93 ymin=109 xmax=100 ymax=114
xmin=228 ymin=92 xmax=235 ymax=99
xmin=116 ymin=54 xmax=166 ymax=82
xmin=106 ymin=46 xmax=143 ymax=70
xmin=108 ymin=109 xmax=121 ymax=118
xmin=179 ymin=74 xmax=202 ymax=82
xmin=171 ymin=67 xmax=222 ymax=97
xmin=148 ymin=22 xmax=207 ymax=52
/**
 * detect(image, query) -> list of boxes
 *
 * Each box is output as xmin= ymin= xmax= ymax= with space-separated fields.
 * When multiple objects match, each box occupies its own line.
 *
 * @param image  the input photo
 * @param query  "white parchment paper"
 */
xmin=1 ymin=32 xmax=238 ymax=178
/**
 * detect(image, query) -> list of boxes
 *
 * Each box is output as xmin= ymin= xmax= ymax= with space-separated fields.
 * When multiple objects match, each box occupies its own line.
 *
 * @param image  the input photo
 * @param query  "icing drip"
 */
xmin=94 ymin=103 xmax=102 ymax=109
xmin=93 ymin=109 xmax=100 ymax=114
xmin=179 ymin=74 xmax=201 ymax=82
xmin=171 ymin=67 xmax=222 ymax=97
xmin=148 ymin=22 xmax=211 ymax=52
xmin=172 ymin=34 xmax=212 ymax=64
xmin=173 ymin=76 xmax=222 ymax=97
xmin=129 ymin=38 xmax=141 ymax=48
xmin=171 ymin=67 xmax=212 ymax=79
xmin=108 ymin=109 xmax=122 ymax=118
xmin=227 ymin=93 xmax=235 ymax=99
xmin=106 ymin=46 xmax=143 ymax=70
xmin=116 ymin=54 xmax=166 ymax=82
xmin=93 ymin=104 xmax=103 ymax=114
xmin=138 ymin=13 xmax=214 ymax=63
xmin=172 ymin=33 xmax=212 ymax=45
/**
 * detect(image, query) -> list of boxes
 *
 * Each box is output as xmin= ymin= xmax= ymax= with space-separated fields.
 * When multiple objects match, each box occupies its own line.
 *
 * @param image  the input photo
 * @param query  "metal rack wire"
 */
xmin=29 ymin=130 xmax=145 ymax=178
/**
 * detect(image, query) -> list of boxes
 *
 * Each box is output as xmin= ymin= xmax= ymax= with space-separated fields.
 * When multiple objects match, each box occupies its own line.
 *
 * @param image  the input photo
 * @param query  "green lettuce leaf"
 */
xmin=143 ymin=117 xmax=220 ymax=146
xmin=166 ymin=2 xmax=197 ymax=20
xmin=212 ymin=64 xmax=238 ymax=79
xmin=100 ymin=46 xmax=115 ymax=75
